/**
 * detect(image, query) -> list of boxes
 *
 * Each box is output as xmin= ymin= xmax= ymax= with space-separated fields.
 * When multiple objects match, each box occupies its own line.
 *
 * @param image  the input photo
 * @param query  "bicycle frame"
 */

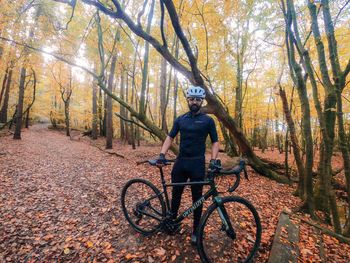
xmin=157 ymin=166 xmax=228 ymax=226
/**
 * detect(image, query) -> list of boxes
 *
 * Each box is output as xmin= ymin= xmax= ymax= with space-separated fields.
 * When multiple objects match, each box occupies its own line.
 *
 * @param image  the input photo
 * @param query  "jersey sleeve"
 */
xmin=168 ymin=117 xmax=180 ymax=138
xmin=208 ymin=117 xmax=218 ymax=143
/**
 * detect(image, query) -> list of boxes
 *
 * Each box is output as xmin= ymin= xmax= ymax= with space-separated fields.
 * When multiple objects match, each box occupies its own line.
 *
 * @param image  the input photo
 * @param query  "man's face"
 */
xmin=187 ymin=97 xmax=203 ymax=113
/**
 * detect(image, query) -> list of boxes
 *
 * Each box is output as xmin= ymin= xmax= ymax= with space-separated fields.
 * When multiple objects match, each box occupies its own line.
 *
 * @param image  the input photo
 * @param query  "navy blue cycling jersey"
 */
xmin=168 ymin=111 xmax=218 ymax=158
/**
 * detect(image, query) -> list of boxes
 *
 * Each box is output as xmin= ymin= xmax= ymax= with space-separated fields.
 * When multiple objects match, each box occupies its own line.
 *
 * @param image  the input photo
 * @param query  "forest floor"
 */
xmin=0 ymin=124 xmax=349 ymax=262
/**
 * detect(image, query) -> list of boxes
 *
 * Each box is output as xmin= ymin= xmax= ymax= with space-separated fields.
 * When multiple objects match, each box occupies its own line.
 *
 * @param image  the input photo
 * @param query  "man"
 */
xmin=157 ymin=86 xmax=220 ymax=245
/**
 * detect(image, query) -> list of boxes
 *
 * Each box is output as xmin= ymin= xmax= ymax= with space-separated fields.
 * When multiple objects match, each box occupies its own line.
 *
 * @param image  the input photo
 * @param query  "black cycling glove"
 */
xmin=156 ymin=153 xmax=167 ymax=165
xmin=209 ymin=159 xmax=221 ymax=170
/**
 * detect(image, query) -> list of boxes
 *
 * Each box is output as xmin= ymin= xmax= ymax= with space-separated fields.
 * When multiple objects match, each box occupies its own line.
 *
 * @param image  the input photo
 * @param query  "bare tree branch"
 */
xmin=137 ymin=0 xmax=149 ymax=28
xmin=160 ymin=0 xmax=167 ymax=47
xmin=0 ymin=36 xmax=97 ymax=77
xmin=343 ymin=59 xmax=350 ymax=79
xmin=334 ymin=0 xmax=350 ymax=27
xmin=114 ymin=112 xmax=152 ymax=133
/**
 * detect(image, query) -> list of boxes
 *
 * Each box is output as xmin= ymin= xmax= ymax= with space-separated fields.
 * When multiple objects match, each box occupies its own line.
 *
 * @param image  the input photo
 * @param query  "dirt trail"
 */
xmin=0 ymin=126 xmax=202 ymax=262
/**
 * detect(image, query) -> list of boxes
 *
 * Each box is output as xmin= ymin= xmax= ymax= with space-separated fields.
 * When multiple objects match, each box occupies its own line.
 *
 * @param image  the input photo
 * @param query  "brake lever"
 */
xmin=243 ymin=166 xmax=249 ymax=180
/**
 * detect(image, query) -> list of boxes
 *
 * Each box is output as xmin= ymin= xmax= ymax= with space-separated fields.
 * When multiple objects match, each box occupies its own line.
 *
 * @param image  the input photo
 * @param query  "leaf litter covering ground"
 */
xmin=0 ymin=125 xmax=349 ymax=262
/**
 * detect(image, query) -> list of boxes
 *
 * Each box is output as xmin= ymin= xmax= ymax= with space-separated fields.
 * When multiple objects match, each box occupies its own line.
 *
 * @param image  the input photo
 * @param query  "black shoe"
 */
xmin=191 ymin=233 xmax=197 ymax=246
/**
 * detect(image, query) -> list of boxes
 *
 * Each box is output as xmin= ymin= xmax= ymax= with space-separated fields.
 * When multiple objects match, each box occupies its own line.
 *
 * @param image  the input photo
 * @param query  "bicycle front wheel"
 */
xmin=121 ymin=179 xmax=166 ymax=235
xmin=198 ymin=196 xmax=261 ymax=263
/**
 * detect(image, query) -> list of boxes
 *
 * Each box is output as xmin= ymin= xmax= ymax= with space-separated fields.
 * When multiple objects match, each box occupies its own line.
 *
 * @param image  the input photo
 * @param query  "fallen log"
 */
xmin=283 ymin=210 xmax=350 ymax=245
xmin=91 ymin=143 xmax=125 ymax=159
xmin=259 ymin=157 xmax=343 ymax=177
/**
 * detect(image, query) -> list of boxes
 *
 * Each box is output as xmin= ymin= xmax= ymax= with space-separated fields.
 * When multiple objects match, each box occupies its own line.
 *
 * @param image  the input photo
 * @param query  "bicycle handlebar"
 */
xmin=136 ymin=159 xmax=176 ymax=166
xmin=210 ymin=159 xmax=249 ymax=192
xmin=210 ymin=160 xmax=247 ymax=175
xmin=137 ymin=158 xmax=248 ymax=193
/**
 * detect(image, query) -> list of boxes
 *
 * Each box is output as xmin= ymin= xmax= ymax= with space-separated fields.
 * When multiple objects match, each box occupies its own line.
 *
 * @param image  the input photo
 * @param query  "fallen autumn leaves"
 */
xmin=0 ymin=125 xmax=349 ymax=262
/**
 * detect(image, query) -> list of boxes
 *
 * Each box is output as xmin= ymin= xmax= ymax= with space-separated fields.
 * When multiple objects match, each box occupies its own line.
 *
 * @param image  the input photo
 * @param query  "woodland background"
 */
xmin=0 ymin=0 xmax=350 ymax=261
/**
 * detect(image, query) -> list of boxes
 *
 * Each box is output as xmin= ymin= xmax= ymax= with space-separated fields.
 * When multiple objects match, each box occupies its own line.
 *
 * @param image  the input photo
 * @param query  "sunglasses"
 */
xmin=187 ymin=97 xmax=203 ymax=102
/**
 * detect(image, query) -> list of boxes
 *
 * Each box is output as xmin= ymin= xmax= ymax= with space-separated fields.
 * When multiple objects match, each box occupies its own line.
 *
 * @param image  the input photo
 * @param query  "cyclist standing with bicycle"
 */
xmin=157 ymin=86 xmax=220 ymax=245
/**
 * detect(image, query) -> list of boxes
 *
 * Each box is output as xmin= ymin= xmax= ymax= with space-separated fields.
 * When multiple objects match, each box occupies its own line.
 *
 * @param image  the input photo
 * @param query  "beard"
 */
xmin=189 ymin=104 xmax=200 ymax=113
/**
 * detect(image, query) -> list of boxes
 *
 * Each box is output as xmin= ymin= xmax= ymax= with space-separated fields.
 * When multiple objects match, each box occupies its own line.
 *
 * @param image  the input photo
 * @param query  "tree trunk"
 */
xmin=120 ymin=69 xmax=125 ymax=140
xmin=280 ymin=0 xmax=339 ymax=228
xmin=220 ymin=122 xmax=238 ymax=157
xmin=0 ymin=67 xmax=9 ymax=106
xmin=14 ymin=67 xmax=26 ymax=140
xmin=103 ymin=92 xmax=107 ymax=137
xmin=234 ymin=53 xmax=243 ymax=128
xmin=98 ymin=88 xmax=104 ymax=136
xmin=284 ymin=129 xmax=290 ymax=180
xmin=64 ymin=100 xmax=70 ymax=136
xmin=25 ymin=109 xmax=30 ymax=128
xmin=24 ymin=69 xmax=37 ymax=129
xmin=106 ymin=55 xmax=117 ymax=149
xmin=0 ymin=68 xmax=12 ymax=123
xmin=308 ymin=0 xmax=344 ymax=233
xmin=260 ymin=126 xmax=268 ymax=153
xmin=125 ymin=72 xmax=131 ymax=144
xmin=139 ymin=0 xmax=155 ymax=115
xmin=279 ymin=87 xmax=305 ymax=187
xmin=92 ymin=77 xmax=98 ymax=139
xmin=284 ymin=0 xmax=314 ymax=214
xmin=160 ymin=57 xmax=168 ymax=133
xmin=130 ymin=44 xmax=137 ymax=150
xmin=9 ymin=108 xmax=17 ymax=130
xmin=173 ymin=36 xmax=180 ymax=144
xmin=336 ymin=89 xmax=350 ymax=237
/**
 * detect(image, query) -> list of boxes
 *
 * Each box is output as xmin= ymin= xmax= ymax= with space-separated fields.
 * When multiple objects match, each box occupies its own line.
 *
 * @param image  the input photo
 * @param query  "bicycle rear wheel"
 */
xmin=197 ymin=196 xmax=261 ymax=263
xmin=121 ymin=179 xmax=166 ymax=235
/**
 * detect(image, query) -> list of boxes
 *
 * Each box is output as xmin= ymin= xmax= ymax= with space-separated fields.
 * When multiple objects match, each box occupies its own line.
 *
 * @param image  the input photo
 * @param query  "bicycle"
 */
xmin=121 ymin=158 xmax=262 ymax=263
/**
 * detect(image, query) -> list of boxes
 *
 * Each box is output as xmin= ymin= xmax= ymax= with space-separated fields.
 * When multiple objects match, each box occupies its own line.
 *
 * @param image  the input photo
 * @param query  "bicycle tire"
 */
xmin=121 ymin=178 xmax=166 ymax=235
xmin=197 ymin=196 xmax=261 ymax=263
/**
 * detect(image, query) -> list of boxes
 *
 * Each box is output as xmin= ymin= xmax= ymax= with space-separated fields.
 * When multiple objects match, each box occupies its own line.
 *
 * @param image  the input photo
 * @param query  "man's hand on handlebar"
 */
xmin=209 ymin=159 xmax=222 ymax=171
xmin=156 ymin=153 xmax=167 ymax=167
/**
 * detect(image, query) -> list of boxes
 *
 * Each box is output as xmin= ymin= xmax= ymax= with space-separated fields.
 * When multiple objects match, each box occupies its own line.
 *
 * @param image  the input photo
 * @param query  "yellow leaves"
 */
xmin=63 ymin=248 xmax=70 ymax=254
xmin=86 ymin=240 xmax=94 ymax=248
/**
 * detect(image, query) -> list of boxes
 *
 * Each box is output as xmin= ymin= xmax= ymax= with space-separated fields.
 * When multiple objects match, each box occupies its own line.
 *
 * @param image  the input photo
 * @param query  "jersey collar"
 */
xmin=185 ymin=111 xmax=203 ymax=118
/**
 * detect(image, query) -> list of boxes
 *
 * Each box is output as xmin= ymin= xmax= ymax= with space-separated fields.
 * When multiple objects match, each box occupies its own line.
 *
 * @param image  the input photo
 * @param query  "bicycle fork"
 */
xmin=214 ymin=197 xmax=236 ymax=240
